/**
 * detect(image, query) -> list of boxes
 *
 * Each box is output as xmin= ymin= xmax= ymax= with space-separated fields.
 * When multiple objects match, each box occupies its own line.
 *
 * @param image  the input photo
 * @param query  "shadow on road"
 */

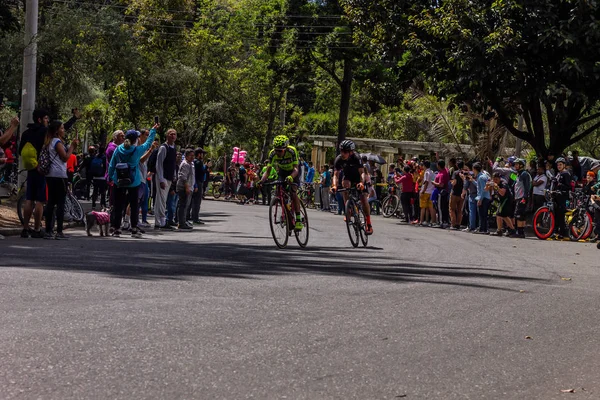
xmin=3 ymin=239 xmax=546 ymax=291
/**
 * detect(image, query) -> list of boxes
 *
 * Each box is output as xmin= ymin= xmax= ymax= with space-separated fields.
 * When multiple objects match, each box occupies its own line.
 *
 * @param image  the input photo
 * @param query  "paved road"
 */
xmin=1 ymin=200 xmax=600 ymax=399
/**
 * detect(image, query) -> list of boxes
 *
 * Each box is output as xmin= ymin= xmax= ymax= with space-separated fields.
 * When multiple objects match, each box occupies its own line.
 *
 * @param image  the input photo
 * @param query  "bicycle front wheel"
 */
xmin=569 ymin=210 xmax=593 ymax=241
xmin=533 ymin=206 xmax=555 ymax=240
xmin=269 ymin=197 xmax=289 ymax=249
xmin=212 ymin=183 xmax=222 ymax=199
xmin=294 ymin=202 xmax=309 ymax=248
xmin=65 ymin=192 xmax=85 ymax=223
xmin=358 ymin=205 xmax=369 ymax=247
xmin=345 ymin=199 xmax=359 ymax=248
xmin=381 ymin=195 xmax=399 ymax=218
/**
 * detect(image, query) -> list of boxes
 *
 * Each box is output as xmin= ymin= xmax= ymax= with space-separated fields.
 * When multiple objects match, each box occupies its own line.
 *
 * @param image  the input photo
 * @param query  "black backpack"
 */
xmin=147 ymin=144 xmax=164 ymax=173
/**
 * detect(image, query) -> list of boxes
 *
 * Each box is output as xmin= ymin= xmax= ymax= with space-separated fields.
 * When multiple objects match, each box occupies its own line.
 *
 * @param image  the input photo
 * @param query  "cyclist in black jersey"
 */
xmin=332 ymin=140 xmax=373 ymax=235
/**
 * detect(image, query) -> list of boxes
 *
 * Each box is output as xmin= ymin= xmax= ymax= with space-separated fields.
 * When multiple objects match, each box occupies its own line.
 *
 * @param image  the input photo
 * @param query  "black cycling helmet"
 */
xmin=339 ymin=140 xmax=355 ymax=151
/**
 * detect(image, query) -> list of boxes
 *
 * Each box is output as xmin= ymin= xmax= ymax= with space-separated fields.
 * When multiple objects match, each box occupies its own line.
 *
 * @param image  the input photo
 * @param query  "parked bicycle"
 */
xmin=337 ymin=186 xmax=369 ymax=248
xmin=265 ymin=181 xmax=309 ymax=249
xmin=381 ymin=184 xmax=401 ymax=218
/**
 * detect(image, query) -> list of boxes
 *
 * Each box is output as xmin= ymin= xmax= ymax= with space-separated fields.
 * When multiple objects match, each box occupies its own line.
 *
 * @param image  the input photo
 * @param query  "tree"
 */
xmin=348 ymin=0 xmax=600 ymax=158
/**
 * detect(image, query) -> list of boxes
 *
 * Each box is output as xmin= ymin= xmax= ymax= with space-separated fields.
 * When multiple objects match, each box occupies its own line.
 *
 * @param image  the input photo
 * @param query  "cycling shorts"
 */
xmin=514 ymin=198 xmax=528 ymax=221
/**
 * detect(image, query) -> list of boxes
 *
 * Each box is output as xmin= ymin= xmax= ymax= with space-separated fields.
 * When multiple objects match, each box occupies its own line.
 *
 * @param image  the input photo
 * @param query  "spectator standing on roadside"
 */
xmin=108 ymin=126 xmax=157 ymax=238
xmin=90 ymin=147 xmax=107 ymax=209
xmin=106 ymin=130 xmax=124 ymax=230
xmin=137 ymin=129 xmax=156 ymax=228
xmin=532 ymin=164 xmax=548 ymax=212
xmin=419 ymin=160 xmax=436 ymax=226
xmin=553 ymin=157 xmax=572 ymax=239
xmin=177 ymin=149 xmax=195 ymax=230
xmin=449 ymin=161 xmax=465 ymax=230
xmin=395 ymin=166 xmax=415 ymax=223
xmin=473 ymin=162 xmax=492 ymax=234
xmin=461 ymin=163 xmax=478 ymax=232
xmin=154 ymin=128 xmax=177 ymax=229
xmin=19 ymin=109 xmax=80 ymax=239
xmin=319 ymin=165 xmax=332 ymax=211
xmin=190 ymin=147 xmax=207 ymax=224
xmin=433 ymin=160 xmax=450 ymax=228
xmin=166 ymin=152 xmax=182 ymax=227
xmin=511 ymin=159 xmax=532 ymax=238
xmin=43 ymin=120 xmax=80 ymax=240
xmin=490 ymin=172 xmax=515 ymax=236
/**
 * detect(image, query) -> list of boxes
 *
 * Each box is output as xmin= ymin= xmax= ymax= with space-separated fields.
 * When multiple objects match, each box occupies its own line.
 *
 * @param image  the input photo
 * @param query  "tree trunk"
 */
xmin=337 ymin=58 xmax=353 ymax=152
xmin=260 ymin=85 xmax=286 ymax=161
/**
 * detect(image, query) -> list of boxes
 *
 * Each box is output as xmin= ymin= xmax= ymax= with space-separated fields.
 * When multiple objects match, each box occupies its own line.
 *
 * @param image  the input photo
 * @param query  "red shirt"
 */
xmin=67 ymin=154 xmax=78 ymax=173
xmin=395 ymin=173 xmax=415 ymax=193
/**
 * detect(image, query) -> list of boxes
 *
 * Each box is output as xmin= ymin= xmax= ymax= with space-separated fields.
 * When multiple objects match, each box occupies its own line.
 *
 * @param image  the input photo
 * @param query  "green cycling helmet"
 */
xmin=273 ymin=135 xmax=289 ymax=149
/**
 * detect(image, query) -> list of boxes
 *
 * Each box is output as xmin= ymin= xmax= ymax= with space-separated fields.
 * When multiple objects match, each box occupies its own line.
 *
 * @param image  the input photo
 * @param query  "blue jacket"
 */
xmin=108 ymin=128 xmax=156 ymax=187
xmin=475 ymin=171 xmax=491 ymax=201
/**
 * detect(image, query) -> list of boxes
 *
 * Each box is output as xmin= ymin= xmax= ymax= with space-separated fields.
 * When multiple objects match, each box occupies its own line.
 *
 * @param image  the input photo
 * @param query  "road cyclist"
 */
xmin=259 ymin=135 xmax=305 ymax=231
xmin=331 ymin=140 xmax=374 ymax=235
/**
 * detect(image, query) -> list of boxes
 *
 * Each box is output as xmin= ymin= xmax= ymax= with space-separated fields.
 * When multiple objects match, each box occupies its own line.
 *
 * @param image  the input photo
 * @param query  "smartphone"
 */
xmin=154 ymin=116 xmax=159 ymax=124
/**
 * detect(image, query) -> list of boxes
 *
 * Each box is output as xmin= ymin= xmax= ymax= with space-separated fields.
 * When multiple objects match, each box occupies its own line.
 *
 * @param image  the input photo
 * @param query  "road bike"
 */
xmin=265 ymin=181 xmax=309 ymax=249
xmin=17 ymin=179 xmax=85 ymax=225
xmin=337 ymin=186 xmax=369 ymax=248
xmin=381 ymin=184 xmax=401 ymax=218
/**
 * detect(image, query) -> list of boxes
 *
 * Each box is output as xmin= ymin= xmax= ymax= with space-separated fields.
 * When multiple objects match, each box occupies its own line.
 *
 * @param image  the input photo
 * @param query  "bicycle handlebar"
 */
xmin=263 ymin=180 xmax=299 ymax=187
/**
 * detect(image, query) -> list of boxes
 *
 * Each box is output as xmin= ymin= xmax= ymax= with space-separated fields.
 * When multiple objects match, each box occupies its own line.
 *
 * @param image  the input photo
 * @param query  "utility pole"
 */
xmin=18 ymin=0 xmax=38 ymax=185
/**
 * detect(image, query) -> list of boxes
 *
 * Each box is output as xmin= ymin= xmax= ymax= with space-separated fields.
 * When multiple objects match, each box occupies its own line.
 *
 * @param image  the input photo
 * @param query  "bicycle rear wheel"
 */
xmin=533 ymin=206 xmax=555 ymax=240
xmin=269 ymin=197 xmax=289 ymax=249
xmin=17 ymin=193 xmax=26 ymax=225
xmin=294 ymin=202 xmax=309 ymax=248
xmin=381 ymin=195 xmax=399 ymax=218
xmin=345 ymin=199 xmax=359 ymax=248
xmin=212 ymin=183 xmax=222 ymax=199
xmin=358 ymin=205 xmax=369 ymax=247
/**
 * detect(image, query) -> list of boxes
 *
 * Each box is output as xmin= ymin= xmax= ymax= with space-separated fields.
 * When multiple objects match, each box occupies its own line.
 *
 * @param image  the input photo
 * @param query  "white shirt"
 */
xmin=46 ymin=138 xmax=68 ymax=178
xmin=422 ymin=169 xmax=435 ymax=194
xmin=533 ymin=174 xmax=547 ymax=196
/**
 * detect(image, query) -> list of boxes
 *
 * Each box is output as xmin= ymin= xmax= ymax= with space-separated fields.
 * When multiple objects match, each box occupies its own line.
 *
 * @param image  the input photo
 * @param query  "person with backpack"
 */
xmin=18 ymin=108 xmax=80 ymax=239
xmin=43 ymin=120 xmax=80 ymax=239
xmin=90 ymin=148 xmax=107 ymax=210
xmin=108 ymin=124 xmax=158 ymax=238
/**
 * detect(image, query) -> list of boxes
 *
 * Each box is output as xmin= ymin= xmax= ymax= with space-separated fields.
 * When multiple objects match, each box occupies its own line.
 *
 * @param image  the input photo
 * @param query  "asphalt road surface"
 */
xmin=1 ymin=200 xmax=600 ymax=399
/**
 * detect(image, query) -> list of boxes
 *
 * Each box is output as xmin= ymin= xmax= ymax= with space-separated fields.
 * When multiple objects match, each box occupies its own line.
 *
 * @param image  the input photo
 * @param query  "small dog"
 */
xmin=86 ymin=208 xmax=111 ymax=237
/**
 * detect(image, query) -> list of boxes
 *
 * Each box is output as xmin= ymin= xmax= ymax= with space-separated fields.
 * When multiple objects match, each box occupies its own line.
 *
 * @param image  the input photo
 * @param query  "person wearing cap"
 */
xmin=190 ymin=147 xmax=207 ymax=224
xmin=510 ymin=158 xmax=532 ymax=238
xmin=490 ymin=172 xmax=516 ymax=236
xmin=552 ymin=157 xmax=572 ymax=239
xmin=108 ymin=124 xmax=158 ymax=238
